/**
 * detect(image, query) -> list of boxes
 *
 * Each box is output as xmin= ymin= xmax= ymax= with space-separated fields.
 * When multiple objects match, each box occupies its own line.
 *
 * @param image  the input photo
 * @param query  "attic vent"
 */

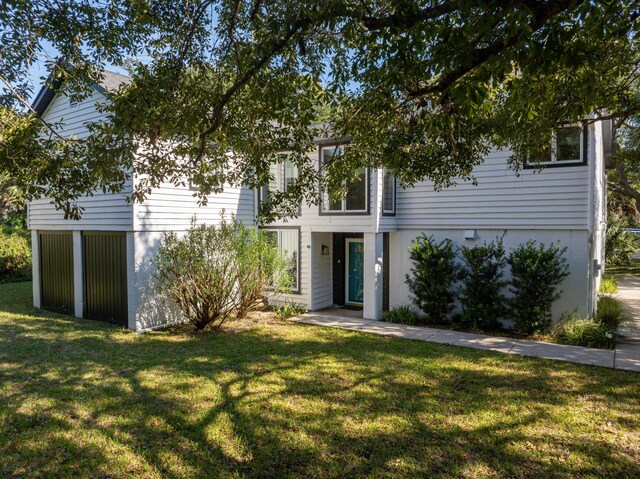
xmin=68 ymin=97 xmax=79 ymax=109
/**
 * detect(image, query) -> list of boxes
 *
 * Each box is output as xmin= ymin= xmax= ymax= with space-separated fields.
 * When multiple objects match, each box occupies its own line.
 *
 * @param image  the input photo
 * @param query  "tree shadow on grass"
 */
xmin=1 ymin=311 xmax=639 ymax=478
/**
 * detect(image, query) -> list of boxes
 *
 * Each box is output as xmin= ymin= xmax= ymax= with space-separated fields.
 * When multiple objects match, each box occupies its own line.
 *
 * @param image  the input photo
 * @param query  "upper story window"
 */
xmin=260 ymin=158 xmax=299 ymax=204
xmin=382 ymin=169 xmax=395 ymax=215
xmin=530 ymin=125 xmax=586 ymax=167
xmin=320 ymin=146 xmax=369 ymax=214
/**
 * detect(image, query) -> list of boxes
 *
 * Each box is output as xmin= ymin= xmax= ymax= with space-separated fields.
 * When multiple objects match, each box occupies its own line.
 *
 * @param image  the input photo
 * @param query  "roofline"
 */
xmin=31 ymin=67 xmax=109 ymax=117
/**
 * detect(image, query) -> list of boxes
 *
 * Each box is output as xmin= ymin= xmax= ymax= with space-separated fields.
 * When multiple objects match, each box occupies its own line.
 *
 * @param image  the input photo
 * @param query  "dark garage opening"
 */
xmin=83 ymin=232 xmax=128 ymax=326
xmin=39 ymin=231 xmax=74 ymax=315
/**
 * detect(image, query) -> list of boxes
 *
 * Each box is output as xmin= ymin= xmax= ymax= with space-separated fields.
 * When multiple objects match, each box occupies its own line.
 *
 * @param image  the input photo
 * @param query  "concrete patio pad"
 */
xmin=290 ymin=313 xmax=637 ymax=372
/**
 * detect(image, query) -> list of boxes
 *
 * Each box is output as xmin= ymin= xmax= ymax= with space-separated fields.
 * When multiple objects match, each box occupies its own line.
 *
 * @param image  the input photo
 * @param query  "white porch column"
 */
xmin=363 ymin=232 xmax=384 ymax=320
xmin=72 ymin=231 xmax=83 ymax=318
xmin=126 ymin=232 xmax=137 ymax=330
xmin=31 ymin=230 xmax=41 ymax=308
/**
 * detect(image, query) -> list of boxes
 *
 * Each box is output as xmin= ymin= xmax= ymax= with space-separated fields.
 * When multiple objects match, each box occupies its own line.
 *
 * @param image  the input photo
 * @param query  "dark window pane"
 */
xmin=346 ymin=168 xmax=367 ymax=211
xmin=383 ymin=172 xmax=394 ymax=212
xmin=260 ymin=184 xmax=270 ymax=205
xmin=557 ymin=127 xmax=581 ymax=162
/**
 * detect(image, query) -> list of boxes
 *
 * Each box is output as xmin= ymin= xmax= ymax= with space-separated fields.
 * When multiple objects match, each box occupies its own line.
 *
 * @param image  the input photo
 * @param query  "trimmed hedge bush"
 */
xmin=0 ymin=231 xmax=31 ymax=283
xmin=405 ymin=235 xmax=459 ymax=324
xmin=507 ymin=241 xmax=569 ymax=334
xmin=459 ymin=237 xmax=508 ymax=330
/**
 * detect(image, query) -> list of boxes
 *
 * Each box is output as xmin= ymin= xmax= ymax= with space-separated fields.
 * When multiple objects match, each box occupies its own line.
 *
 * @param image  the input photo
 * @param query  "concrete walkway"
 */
xmin=289 ymin=313 xmax=640 ymax=373
xmin=615 ymin=276 xmax=640 ymax=342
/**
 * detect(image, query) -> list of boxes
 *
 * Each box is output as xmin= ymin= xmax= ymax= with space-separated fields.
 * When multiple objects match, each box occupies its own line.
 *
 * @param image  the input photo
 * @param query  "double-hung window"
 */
xmin=264 ymin=228 xmax=300 ymax=292
xmin=320 ymin=146 xmax=368 ymax=213
xmin=260 ymin=157 xmax=299 ymax=205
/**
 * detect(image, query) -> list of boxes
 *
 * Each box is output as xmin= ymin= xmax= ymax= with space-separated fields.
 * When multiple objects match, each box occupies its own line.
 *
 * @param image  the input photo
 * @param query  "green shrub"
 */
xmin=155 ymin=217 xmax=290 ymax=330
xmin=459 ymin=237 xmax=508 ymax=330
xmin=605 ymin=222 xmax=640 ymax=266
xmin=507 ymin=241 xmax=569 ymax=334
xmin=0 ymin=232 xmax=31 ymax=283
xmin=595 ymin=294 xmax=632 ymax=331
xmin=405 ymin=235 xmax=460 ymax=324
xmin=556 ymin=314 xmax=609 ymax=348
xmin=384 ymin=305 xmax=421 ymax=325
xmin=599 ymin=276 xmax=618 ymax=294
xmin=273 ymin=301 xmax=307 ymax=320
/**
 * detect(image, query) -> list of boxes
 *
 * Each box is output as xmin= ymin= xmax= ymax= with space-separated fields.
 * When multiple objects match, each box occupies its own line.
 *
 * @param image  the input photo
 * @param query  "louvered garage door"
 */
xmin=39 ymin=231 xmax=74 ymax=314
xmin=83 ymin=232 xmax=128 ymax=325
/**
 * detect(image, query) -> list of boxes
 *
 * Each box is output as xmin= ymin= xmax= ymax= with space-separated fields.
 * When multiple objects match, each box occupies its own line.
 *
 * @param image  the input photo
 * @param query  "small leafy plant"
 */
xmin=507 ymin=241 xmax=569 ymax=334
xmin=273 ymin=301 xmax=307 ymax=320
xmin=605 ymin=221 xmax=640 ymax=266
xmin=595 ymin=294 xmax=632 ymax=331
xmin=384 ymin=305 xmax=421 ymax=325
xmin=459 ymin=236 xmax=508 ymax=330
xmin=556 ymin=313 xmax=609 ymax=349
xmin=599 ymin=276 xmax=618 ymax=294
xmin=405 ymin=235 xmax=460 ymax=324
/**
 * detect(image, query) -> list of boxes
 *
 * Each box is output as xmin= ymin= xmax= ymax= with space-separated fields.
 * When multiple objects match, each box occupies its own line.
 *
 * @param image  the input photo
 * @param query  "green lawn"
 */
xmin=1 ymin=283 xmax=639 ymax=478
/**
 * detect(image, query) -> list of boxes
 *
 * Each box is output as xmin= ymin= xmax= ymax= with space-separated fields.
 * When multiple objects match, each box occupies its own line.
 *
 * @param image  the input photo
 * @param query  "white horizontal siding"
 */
xmin=396 ymin=149 xmax=590 ymax=230
xmin=28 ymin=88 xmax=134 ymax=231
xmin=134 ymin=183 xmax=255 ymax=231
xmin=311 ymin=232 xmax=333 ymax=309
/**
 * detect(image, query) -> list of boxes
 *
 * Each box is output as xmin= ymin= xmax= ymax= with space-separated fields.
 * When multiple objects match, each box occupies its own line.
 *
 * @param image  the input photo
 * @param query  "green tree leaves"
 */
xmin=2 ymin=1 xmax=639 ymax=219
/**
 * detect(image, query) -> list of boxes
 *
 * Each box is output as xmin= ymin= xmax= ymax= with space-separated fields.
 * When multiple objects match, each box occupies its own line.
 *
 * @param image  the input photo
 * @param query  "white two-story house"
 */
xmin=28 ymin=71 xmax=610 ymax=331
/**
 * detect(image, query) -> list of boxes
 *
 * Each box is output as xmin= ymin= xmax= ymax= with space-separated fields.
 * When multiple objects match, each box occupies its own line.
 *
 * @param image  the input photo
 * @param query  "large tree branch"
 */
xmin=407 ymin=0 xmax=579 ymax=98
xmin=198 ymin=17 xmax=308 ymax=141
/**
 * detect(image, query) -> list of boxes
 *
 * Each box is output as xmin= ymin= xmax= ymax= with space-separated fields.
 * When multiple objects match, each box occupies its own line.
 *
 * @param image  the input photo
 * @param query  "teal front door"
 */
xmin=346 ymin=239 xmax=364 ymax=305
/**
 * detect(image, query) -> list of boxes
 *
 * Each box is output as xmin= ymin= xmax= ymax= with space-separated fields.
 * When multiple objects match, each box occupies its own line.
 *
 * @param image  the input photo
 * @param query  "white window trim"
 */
xmin=264 ymin=228 xmax=300 ymax=293
xmin=320 ymin=146 xmax=369 ymax=214
xmin=259 ymin=156 xmax=298 ymax=202
xmin=536 ymin=125 xmax=585 ymax=166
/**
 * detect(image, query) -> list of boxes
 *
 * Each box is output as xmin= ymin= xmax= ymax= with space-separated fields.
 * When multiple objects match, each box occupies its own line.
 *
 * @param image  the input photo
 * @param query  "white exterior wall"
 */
xmin=310 ymin=232 xmax=333 ymax=310
xmin=389 ymin=228 xmax=591 ymax=321
xmin=395 ymin=148 xmax=590 ymax=230
xmin=134 ymin=183 xmax=255 ymax=231
xmin=28 ymin=89 xmax=134 ymax=231
xmin=131 ymin=231 xmax=183 ymax=331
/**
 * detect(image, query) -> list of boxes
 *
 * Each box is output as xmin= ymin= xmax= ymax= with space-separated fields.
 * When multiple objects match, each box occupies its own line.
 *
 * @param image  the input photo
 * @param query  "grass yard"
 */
xmin=1 ymin=283 xmax=639 ymax=479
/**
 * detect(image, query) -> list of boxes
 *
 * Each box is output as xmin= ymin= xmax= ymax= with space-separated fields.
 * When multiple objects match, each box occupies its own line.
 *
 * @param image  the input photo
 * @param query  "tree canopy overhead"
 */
xmin=1 ymin=0 xmax=639 ymax=220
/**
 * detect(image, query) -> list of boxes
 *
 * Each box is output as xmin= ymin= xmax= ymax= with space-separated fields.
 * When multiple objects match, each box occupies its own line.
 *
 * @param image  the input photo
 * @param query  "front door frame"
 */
xmin=345 ymin=238 xmax=364 ymax=306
